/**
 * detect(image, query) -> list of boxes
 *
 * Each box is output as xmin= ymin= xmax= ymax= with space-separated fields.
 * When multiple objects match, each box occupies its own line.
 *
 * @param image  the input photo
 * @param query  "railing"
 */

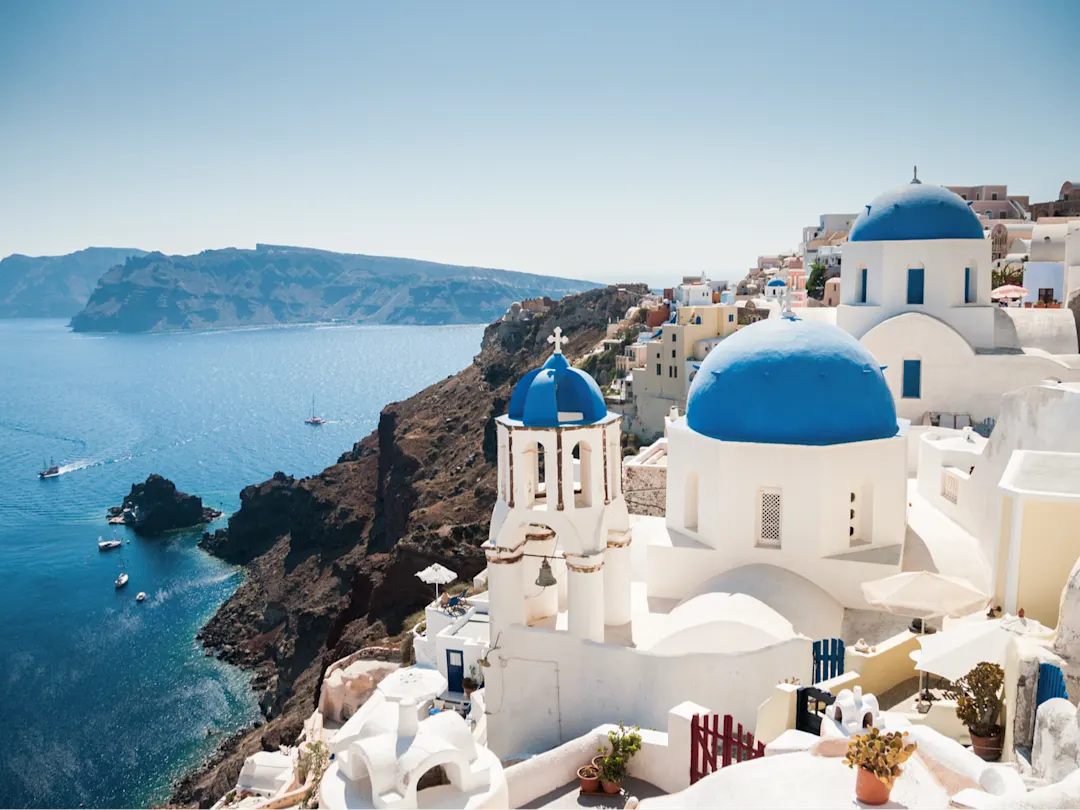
xmin=1037 ymin=662 xmax=1069 ymax=707
xmin=941 ymin=470 xmax=959 ymax=504
xmin=812 ymin=638 xmax=845 ymax=683
xmin=689 ymin=713 xmax=765 ymax=784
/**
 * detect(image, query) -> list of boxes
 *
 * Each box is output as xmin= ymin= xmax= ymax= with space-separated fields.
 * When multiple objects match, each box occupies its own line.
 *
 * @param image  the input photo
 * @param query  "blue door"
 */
xmin=907 ymin=268 xmax=924 ymax=305
xmin=446 ymin=649 xmax=464 ymax=693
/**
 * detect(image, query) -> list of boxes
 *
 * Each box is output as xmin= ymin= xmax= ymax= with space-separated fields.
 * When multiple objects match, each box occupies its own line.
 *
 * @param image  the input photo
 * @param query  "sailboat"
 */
xmin=304 ymin=395 xmax=326 ymax=426
xmin=115 ymin=555 xmax=129 ymax=588
xmin=39 ymin=458 xmax=61 ymax=479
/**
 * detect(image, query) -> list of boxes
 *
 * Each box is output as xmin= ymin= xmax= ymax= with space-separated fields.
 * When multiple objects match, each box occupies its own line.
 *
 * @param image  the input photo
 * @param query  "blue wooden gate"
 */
xmin=1037 ymin=662 xmax=1069 ymax=707
xmin=812 ymin=638 xmax=845 ymax=684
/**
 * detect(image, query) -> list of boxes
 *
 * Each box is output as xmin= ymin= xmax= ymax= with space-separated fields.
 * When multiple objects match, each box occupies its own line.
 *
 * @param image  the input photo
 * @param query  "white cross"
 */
xmin=547 ymin=326 xmax=569 ymax=355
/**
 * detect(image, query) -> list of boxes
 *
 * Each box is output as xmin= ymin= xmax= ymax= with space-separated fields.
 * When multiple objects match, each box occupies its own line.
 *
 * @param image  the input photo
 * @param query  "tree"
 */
xmin=992 ymin=260 xmax=1025 ymax=290
xmin=807 ymin=260 xmax=829 ymax=300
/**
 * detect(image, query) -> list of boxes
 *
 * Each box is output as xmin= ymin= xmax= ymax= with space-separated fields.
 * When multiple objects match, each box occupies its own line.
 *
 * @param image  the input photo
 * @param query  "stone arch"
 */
xmin=571 ymin=439 xmax=595 ymax=508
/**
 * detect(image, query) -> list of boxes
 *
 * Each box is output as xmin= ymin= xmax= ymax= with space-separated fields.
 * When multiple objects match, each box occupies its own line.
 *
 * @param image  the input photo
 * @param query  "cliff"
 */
xmin=0 ymin=247 xmax=146 ymax=318
xmin=69 ymin=244 xmax=597 ymax=332
xmin=110 ymin=474 xmax=223 ymax=536
xmin=171 ymin=284 xmax=646 ymax=806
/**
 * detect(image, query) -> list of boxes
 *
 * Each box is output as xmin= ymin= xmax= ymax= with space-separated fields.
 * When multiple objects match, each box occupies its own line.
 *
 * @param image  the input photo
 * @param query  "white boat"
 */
xmin=98 ymin=537 xmax=122 ymax=551
xmin=135 ymin=592 xmax=147 ymax=602
xmin=305 ymin=394 xmax=326 ymax=426
xmin=115 ymin=572 xmax=129 ymax=588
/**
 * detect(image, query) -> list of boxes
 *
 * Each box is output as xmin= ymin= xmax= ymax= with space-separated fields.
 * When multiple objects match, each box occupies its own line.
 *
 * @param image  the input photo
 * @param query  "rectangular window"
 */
xmin=964 ymin=267 xmax=973 ymax=303
xmin=672 ymin=333 xmax=677 ymax=342
xmin=859 ymin=267 xmax=868 ymax=303
xmin=757 ymin=489 xmax=782 ymax=548
xmin=902 ymin=359 xmax=921 ymax=399
xmin=671 ymin=349 xmax=676 ymax=358
xmin=907 ymin=268 xmax=924 ymax=305
xmin=656 ymin=363 xmax=661 ymax=376
xmin=728 ymin=314 xmax=734 ymax=323
xmin=674 ymin=366 xmax=678 ymax=379
xmin=1039 ymin=288 xmax=1054 ymax=304
xmin=992 ymin=192 xmax=998 ymax=200
xmin=668 ymin=366 xmax=672 ymax=378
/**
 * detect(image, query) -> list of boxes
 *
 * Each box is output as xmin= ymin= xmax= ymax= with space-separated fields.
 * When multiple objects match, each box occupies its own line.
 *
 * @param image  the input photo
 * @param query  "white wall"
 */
xmin=860 ymin=312 xmax=1080 ymax=423
xmin=484 ymin=623 xmax=811 ymax=760
xmin=838 ymin=238 xmax=994 ymax=349
xmin=660 ymin=422 xmax=907 ymax=608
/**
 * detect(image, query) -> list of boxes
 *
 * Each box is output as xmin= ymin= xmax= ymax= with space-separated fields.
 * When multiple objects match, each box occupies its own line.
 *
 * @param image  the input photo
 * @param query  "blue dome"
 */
xmin=766 ymin=279 xmax=787 ymax=287
xmin=507 ymin=352 xmax=607 ymax=427
xmin=685 ymin=318 xmax=898 ymax=446
xmin=849 ymin=184 xmax=984 ymax=242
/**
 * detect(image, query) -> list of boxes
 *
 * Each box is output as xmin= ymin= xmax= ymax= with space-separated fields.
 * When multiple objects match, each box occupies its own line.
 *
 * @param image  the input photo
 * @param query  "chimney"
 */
xmin=397 ymin=698 xmax=419 ymax=737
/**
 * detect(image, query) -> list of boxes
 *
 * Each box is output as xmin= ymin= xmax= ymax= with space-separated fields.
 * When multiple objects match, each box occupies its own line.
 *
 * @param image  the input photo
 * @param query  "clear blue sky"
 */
xmin=1 ymin=0 xmax=1077 ymax=286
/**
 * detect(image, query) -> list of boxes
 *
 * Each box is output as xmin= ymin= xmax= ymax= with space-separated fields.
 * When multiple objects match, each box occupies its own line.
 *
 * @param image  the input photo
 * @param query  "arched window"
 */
xmin=573 ymin=441 xmax=593 ymax=508
xmin=524 ymin=442 xmax=547 ymax=507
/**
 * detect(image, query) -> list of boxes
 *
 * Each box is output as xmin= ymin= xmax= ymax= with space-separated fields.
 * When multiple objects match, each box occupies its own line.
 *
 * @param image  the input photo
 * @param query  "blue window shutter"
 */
xmin=860 ymin=268 xmax=868 ymax=303
xmin=902 ymin=360 xmax=922 ymax=399
xmin=907 ymin=268 xmax=924 ymax=305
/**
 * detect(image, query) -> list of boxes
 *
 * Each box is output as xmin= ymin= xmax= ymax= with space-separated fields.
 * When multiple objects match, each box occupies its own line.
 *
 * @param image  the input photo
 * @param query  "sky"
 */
xmin=1 ymin=1 xmax=1078 ymax=287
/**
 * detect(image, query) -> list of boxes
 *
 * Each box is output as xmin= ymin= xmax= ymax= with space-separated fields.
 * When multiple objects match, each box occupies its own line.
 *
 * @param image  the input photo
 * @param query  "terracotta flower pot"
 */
xmin=601 ymin=779 xmax=622 ymax=795
xmin=969 ymin=729 xmax=1004 ymax=761
xmin=592 ymin=755 xmax=605 ymax=770
xmin=855 ymin=767 xmax=891 ymax=806
xmin=577 ymin=767 xmax=599 ymax=793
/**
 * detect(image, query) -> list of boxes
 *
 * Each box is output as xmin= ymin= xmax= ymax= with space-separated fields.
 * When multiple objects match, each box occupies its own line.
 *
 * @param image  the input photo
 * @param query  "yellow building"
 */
xmin=996 ymin=450 xmax=1080 ymax=626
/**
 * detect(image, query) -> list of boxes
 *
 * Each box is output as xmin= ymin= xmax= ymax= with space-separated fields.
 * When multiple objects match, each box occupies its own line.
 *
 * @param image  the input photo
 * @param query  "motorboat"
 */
xmin=115 ymin=572 xmax=129 ymax=588
xmin=135 ymin=592 xmax=147 ymax=602
xmin=304 ymin=395 xmax=326 ymax=426
xmin=98 ymin=537 xmax=122 ymax=551
xmin=39 ymin=459 xmax=60 ymax=479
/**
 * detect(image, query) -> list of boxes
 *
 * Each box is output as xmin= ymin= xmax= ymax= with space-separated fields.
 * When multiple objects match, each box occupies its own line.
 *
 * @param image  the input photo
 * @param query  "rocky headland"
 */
xmin=69 ymin=244 xmax=598 ymax=332
xmin=110 ymin=474 xmax=222 ymax=536
xmin=169 ymin=284 xmax=646 ymax=806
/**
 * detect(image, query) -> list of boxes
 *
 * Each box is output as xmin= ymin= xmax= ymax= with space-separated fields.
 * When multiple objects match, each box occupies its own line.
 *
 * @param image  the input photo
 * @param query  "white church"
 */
xmin=818 ymin=178 xmax=1080 ymax=425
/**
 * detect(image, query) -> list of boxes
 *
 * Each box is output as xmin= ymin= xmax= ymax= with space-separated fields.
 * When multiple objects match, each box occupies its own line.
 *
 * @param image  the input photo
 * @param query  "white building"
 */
xmin=823 ymin=179 xmax=1080 ymax=425
xmin=479 ymin=317 xmax=926 ymax=760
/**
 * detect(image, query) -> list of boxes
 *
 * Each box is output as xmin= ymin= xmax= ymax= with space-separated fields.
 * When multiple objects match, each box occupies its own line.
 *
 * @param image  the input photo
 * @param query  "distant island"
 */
xmin=67 ymin=244 xmax=598 ymax=332
xmin=0 ymin=247 xmax=147 ymax=318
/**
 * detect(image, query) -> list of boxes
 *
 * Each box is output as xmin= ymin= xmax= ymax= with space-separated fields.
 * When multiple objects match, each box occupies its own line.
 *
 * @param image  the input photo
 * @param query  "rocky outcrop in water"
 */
xmin=110 ymin=474 xmax=222 ymax=536
xmin=170 ymin=284 xmax=647 ymax=807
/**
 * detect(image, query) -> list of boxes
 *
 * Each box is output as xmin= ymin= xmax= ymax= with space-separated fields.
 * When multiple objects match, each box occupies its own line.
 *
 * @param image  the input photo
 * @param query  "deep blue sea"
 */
xmin=0 ymin=319 xmax=485 ymax=809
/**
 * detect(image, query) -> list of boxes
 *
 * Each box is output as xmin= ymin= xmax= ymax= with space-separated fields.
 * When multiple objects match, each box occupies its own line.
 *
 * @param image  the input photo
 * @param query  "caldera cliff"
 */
xmin=171 ymin=284 xmax=647 ymax=806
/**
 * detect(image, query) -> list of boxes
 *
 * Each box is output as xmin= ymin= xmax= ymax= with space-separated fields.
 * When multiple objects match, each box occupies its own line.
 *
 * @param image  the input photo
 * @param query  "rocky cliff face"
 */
xmin=69 ymin=244 xmax=597 ymax=332
xmin=0 ymin=247 xmax=146 ymax=318
xmin=110 ymin=474 xmax=222 ymax=536
xmin=170 ymin=284 xmax=647 ymax=806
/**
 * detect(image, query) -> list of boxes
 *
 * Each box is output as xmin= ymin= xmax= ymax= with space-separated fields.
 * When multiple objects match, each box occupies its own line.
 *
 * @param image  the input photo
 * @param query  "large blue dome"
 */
xmin=685 ymin=318 xmax=898 ymax=446
xmin=849 ymin=184 xmax=984 ymax=242
xmin=507 ymin=352 xmax=607 ymax=427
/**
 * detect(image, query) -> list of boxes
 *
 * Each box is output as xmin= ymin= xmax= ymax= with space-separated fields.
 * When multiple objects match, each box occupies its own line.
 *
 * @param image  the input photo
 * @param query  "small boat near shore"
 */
xmin=136 ymin=592 xmax=147 ymax=602
xmin=98 ymin=537 xmax=122 ymax=551
xmin=115 ymin=572 xmax=129 ymax=588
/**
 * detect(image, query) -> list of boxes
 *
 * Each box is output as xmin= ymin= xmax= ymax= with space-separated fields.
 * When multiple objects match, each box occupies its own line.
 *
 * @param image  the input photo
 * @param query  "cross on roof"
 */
xmin=547 ymin=326 xmax=569 ymax=355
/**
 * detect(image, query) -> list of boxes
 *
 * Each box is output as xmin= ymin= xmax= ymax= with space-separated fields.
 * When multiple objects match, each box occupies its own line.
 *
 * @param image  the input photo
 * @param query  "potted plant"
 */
xmin=955 ymin=661 xmax=1005 ymax=761
xmin=576 ymin=763 xmax=599 ymax=793
xmin=462 ymin=664 xmax=481 ymax=697
xmin=597 ymin=723 xmax=642 ymax=794
xmin=843 ymin=728 xmax=917 ymax=806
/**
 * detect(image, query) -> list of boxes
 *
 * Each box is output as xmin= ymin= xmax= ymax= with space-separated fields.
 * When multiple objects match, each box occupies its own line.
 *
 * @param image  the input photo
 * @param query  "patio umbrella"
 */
xmin=915 ymin=614 xmax=1054 ymax=682
xmin=862 ymin=572 xmax=990 ymax=702
xmin=415 ymin=563 xmax=457 ymax=598
xmin=861 ymin=572 xmax=990 ymax=619
xmin=990 ymin=284 xmax=1029 ymax=300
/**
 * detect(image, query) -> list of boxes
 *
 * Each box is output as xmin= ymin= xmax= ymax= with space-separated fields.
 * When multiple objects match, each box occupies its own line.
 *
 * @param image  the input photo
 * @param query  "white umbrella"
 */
xmin=415 ymin=563 xmax=457 ymax=598
xmin=862 ymin=572 xmax=990 ymax=619
xmin=990 ymin=284 xmax=1029 ymax=300
xmin=914 ymin=620 xmax=1012 ymax=681
xmin=378 ymin=666 xmax=447 ymax=703
xmin=862 ymin=571 xmax=990 ymax=703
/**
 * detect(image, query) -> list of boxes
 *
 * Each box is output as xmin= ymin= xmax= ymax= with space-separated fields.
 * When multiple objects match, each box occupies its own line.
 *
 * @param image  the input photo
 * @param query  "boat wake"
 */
xmin=49 ymin=425 xmax=227 ymax=477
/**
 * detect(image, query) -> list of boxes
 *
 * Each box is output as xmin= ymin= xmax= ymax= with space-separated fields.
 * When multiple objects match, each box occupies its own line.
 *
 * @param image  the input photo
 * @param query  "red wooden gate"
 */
xmin=689 ymin=713 xmax=766 ymax=784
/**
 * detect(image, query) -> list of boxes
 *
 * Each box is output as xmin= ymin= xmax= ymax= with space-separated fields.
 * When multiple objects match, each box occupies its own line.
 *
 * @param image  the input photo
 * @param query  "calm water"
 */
xmin=0 ymin=319 xmax=485 ymax=808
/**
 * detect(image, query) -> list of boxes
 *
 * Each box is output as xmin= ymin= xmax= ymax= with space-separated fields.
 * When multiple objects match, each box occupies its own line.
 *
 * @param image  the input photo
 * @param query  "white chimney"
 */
xmin=397 ymin=698 xmax=419 ymax=737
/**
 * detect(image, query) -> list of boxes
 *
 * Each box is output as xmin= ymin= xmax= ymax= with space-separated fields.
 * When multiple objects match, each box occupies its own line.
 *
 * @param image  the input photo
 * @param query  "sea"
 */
xmin=0 ymin=319 xmax=486 ymax=809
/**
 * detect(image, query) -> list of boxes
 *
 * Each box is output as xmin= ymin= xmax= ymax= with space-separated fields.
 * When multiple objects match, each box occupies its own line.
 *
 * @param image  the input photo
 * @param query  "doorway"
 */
xmin=446 ymin=649 xmax=464 ymax=693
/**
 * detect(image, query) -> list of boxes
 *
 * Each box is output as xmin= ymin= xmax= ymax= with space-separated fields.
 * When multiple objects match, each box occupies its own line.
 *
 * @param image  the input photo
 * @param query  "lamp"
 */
xmin=535 ymin=557 xmax=557 ymax=588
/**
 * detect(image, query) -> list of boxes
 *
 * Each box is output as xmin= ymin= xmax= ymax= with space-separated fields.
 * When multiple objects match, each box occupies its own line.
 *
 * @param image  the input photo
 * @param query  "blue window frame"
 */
xmin=902 ymin=360 xmax=922 ymax=399
xmin=964 ymin=267 xmax=973 ymax=303
xmin=907 ymin=268 xmax=924 ymax=305
xmin=728 ymin=314 xmax=734 ymax=323
xmin=859 ymin=267 xmax=868 ymax=303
